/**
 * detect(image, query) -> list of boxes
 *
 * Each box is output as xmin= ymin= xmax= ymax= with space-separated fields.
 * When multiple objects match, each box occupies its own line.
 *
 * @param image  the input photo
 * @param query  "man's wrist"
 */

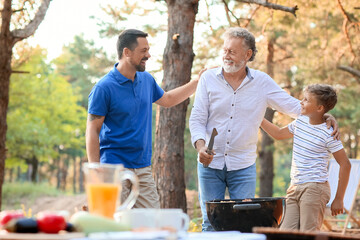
xmin=194 ymin=139 xmax=205 ymax=150
xmin=324 ymin=113 xmax=333 ymax=120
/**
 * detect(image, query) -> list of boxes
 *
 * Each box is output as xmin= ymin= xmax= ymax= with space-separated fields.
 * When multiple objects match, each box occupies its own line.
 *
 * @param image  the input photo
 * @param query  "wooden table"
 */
xmin=0 ymin=230 xmax=85 ymax=240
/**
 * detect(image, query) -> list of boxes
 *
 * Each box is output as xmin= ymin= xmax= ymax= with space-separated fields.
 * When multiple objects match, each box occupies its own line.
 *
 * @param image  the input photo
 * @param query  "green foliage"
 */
xmin=53 ymin=34 xmax=113 ymax=109
xmin=273 ymin=152 xmax=292 ymax=197
xmin=7 ymin=46 xmax=87 ymax=169
xmin=96 ymin=1 xmax=167 ymax=38
xmin=2 ymin=182 xmax=63 ymax=210
xmin=332 ymin=89 xmax=360 ymax=130
xmin=184 ymin=120 xmax=199 ymax=190
xmin=184 ymin=98 xmax=199 ymax=190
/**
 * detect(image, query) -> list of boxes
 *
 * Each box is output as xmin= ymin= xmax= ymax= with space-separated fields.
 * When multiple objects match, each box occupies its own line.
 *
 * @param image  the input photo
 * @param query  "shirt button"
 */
xmin=230 ymin=117 xmax=233 ymax=119
xmin=228 ymin=130 xmax=231 ymax=132
xmin=225 ymin=153 xmax=228 ymax=156
xmin=234 ymin=92 xmax=236 ymax=95
xmin=227 ymin=142 xmax=229 ymax=144
xmin=232 ymin=104 xmax=234 ymax=106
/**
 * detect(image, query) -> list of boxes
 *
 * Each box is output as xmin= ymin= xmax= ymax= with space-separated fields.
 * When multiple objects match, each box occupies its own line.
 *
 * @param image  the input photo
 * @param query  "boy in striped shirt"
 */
xmin=261 ymin=84 xmax=351 ymax=231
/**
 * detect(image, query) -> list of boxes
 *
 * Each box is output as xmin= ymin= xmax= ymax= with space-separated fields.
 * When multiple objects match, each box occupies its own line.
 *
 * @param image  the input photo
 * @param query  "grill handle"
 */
xmin=233 ymin=203 xmax=261 ymax=210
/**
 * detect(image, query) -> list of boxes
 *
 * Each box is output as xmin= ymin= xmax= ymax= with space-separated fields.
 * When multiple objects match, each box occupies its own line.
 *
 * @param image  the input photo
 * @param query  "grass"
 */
xmin=2 ymin=182 xmax=64 ymax=210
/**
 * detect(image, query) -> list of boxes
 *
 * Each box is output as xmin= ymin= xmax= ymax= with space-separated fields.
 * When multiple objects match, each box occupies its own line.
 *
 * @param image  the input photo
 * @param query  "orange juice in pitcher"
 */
xmin=83 ymin=163 xmax=139 ymax=219
xmin=86 ymin=183 xmax=120 ymax=219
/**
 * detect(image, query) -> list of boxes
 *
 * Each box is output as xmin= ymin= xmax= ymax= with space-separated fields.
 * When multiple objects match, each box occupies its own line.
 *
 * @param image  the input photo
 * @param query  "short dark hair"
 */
xmin=305 ymin=84 xmax=337 ymax=113
xmin=117 ymin=29 xmax=148 ymax=59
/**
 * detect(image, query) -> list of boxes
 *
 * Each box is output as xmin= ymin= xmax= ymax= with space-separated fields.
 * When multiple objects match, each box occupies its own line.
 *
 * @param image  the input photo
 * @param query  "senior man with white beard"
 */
xmin=189 ymin=27 xmax=339 ymax=231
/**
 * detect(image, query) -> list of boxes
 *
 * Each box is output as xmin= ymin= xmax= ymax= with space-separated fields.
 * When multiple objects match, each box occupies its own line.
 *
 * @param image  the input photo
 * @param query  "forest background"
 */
xmin=1 ymin=0 xmax=359 ymax=212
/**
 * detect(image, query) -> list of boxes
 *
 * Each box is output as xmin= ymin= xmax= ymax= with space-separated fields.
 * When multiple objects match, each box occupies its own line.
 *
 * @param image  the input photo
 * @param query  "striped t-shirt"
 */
xmin=287 ymin=115 xmax=344 ymax=184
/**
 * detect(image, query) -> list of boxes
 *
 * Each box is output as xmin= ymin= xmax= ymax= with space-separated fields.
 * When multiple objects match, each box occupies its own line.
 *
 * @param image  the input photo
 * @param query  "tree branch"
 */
xmin=222 ymin=0 xmax=240 ymax=26
xmin=337 ymin=65 xmax=360 ymax=79
xmin=171 ymin=33 xmax=180 ymax=50
xmin=237 ymin=0 xmax=298 ymax=17
xmin=337 ymin=0 xmax=358 ymax=63
xmin=261 ymin=12 xmax=273 ymax=35
xmin=275 ymin=55 xmax=293 ymax=63
xmin=337 ymin=0 xmax=358 ymax=22
xmin=12 ymin=8 xmax=25 ymax=13
xmin=11 ymin=70 xmax=30 ymax=74
xmin=204 ymin=0 xmax=214 ymax=31
xmin=243 ymin=6 xmax=260 ymax=28
xmin=11 ymin=0 xmax=51 ymax=46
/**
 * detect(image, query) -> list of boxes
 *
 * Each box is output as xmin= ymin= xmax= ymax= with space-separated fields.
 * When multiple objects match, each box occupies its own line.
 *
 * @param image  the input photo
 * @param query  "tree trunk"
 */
xmin=354 ymin=134 xmax=358 ymax=159
xmin=152 ymin=0 xmax=198 ymax=212
xmin=79 ymin=157 xmax=86 ymax=193
xmin=61 ymin=157 xmax=69 ymax=191
xmin=56 ymin=157 xmax=61 ymax=190
xmin=0 ymin=2 xmax=13 ymax=211
xmin=346 ymin=131 xmax=354 ymax=158
xmin=73 ymin=157 xmax=77 ymax=194
xmin=0 ymin=0 xmax=51 ymax=210
xmin=30 ymin=156 xmax=39 ymax=182
xmin=259 ymin=37 xmax=276 ymax=197
xmin=8 ymin=168 xmax=13 ymax=182
xmin=16 ymin=166 xmax=21 ymax=181
xmin=259 ymin=108 xmax=275 ymax=196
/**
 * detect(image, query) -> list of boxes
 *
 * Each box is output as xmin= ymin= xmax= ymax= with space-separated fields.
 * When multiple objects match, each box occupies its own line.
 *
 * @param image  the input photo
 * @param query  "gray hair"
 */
xmin=223 ymin=27 xmax=257 ymax=62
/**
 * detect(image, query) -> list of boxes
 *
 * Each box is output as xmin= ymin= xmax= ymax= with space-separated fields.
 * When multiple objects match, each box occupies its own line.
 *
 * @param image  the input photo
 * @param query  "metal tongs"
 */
xmin=204 ymin=128 xmax=218 ymax=168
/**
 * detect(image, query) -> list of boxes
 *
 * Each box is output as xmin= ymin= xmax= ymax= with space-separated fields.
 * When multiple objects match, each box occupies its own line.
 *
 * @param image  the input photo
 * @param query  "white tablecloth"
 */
xmin=75 ymin=231 xmax=266 ymax=240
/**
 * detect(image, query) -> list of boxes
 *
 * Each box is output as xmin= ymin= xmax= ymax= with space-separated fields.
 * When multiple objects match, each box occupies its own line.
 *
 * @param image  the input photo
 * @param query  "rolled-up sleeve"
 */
xmin=264 ymin=75 xmax=301 ymax=118
xmin=189 ymin=74 xmax=209 ymax=148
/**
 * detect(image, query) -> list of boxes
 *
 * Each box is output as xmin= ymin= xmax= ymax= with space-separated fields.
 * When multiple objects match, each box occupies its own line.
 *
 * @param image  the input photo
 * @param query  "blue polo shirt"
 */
xmin=88 ymin=63 xmax=164 ymax=168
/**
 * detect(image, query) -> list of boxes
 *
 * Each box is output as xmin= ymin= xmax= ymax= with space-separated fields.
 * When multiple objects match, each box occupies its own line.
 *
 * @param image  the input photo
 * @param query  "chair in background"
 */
xmin=322 ymin=159 xmax=360 ymax=234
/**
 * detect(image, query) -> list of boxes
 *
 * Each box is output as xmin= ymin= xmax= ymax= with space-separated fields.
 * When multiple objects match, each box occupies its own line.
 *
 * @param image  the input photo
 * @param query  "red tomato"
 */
xmin=37 ymin=212 xmax=66 ymax=234
xmin=0 ymin=211 xmax=24 ymax=226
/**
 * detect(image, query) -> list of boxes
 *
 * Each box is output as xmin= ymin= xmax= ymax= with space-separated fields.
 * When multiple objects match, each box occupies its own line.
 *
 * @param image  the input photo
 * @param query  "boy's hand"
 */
xmin=331 ymin=198 xmax=344 ymax=216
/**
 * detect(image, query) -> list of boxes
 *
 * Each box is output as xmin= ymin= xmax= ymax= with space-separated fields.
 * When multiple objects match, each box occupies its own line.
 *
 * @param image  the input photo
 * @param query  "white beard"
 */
xmin=223 ymin=59 xmax=246 ymax=73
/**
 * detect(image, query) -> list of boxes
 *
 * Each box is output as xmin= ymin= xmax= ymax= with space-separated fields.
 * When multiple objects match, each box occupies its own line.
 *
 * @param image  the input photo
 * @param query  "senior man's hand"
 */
xmin=198 ymin=146 xmax=216 ymax=167
xmin=324 ymin=114 xmax=340 ymax=140
xmin=195 ymin=139 xmax=216 ymax=167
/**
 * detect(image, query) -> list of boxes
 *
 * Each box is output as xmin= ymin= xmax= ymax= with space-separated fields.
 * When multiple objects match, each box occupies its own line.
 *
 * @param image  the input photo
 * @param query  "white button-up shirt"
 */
xmin=189 ymin=67 xmax=301 ymax=171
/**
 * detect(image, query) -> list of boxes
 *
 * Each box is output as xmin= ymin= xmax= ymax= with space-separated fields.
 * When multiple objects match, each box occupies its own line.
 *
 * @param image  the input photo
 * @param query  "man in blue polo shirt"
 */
xmin=86 ymin=29 xmax=201 ymax=208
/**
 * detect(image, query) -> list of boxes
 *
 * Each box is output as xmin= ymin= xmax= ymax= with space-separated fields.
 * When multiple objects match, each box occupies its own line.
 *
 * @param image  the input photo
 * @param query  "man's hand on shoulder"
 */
xmin=191 ymin=67 xmax=208 ymax=84
xmin=324 ymin=114 xmax=340 ymax=140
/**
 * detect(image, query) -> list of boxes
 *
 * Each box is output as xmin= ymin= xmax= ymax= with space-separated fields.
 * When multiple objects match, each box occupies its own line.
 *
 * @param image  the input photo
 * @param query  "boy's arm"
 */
xmin=260 ymin=119 xmax=293 ymax=140
xmin=331 ymin=149 xmax=351 ymax=216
